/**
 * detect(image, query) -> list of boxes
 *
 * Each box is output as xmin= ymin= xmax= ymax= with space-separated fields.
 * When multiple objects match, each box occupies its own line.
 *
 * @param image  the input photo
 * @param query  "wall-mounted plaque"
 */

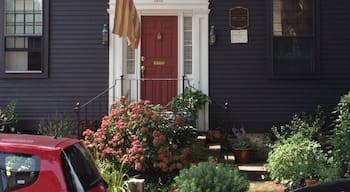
xmin=231 ymin=29 xmax=248 ymax=44
xmin=230 ymin=6 xmax=249 ymax=29
xmin=153 ymin=60 xmax=166 ymax=65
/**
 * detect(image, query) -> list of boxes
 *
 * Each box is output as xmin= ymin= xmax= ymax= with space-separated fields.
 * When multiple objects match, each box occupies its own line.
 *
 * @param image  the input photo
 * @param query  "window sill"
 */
xmin=1 ymin=71 xmax=48 ymax=79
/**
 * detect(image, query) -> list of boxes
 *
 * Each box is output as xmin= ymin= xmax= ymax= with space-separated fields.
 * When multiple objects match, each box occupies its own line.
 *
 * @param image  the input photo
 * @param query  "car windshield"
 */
xmin=62 ymin=143 xmax=102 ymax=191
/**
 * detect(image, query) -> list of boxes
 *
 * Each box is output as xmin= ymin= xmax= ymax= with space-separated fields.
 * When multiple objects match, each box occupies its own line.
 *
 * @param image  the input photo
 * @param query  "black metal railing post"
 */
xmin=182 ymin=75 xmax=186 ymax=99
xmin=74 ymin=102 xmax=81 ymax=139
xmin=120 ymin=75 xmax=124 ymax=96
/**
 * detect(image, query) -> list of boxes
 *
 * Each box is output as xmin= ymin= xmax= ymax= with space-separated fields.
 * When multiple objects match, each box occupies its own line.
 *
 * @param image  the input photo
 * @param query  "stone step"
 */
xmin=238 ymin=163 xmax=270 ymax=181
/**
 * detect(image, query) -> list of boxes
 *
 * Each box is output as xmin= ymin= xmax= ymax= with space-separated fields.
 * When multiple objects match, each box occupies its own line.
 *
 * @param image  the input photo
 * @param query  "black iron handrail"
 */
xmin=74 ymin=75 xmax=190 ymax=138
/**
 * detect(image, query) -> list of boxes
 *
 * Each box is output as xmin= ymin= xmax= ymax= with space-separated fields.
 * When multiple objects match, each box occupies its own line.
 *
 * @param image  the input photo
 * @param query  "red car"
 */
xmin=0 ymin=133 xmax=107 ymax=192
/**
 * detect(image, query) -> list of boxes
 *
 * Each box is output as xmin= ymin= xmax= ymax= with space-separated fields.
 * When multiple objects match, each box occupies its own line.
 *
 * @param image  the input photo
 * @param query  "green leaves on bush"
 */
xmin=266 ymin=134 xmax=327 ymax=183
xmin=267 ymin=106 xmax=330 ymax=183
xmin=173 ymin=157 xmax=249 ymax=192
xmin=329 ymin=91 xmax=350 ymax=178
xmin=96 ymin=159 xmax=129 ymax=192
xmin=38 ymin=113 xmax=77 ymax=138
xmin=271 ymin=106 xmax=325 ymax=143
xmin=169 ymin=86 xmax=209 ymax=113
xmin=0 ymin=100 xmax=18 ymax=132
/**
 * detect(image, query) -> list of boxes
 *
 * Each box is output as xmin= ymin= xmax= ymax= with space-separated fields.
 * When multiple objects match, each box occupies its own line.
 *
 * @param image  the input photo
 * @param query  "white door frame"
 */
xmin=107 ymin=0 xmax=210 ymax=132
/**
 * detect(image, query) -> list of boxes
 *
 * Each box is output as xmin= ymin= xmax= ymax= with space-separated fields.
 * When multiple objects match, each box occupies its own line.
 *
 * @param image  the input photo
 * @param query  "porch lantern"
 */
xmin=209 ymin=25 xmax=216 ymax=45
xmin=102 ymin=24 xmax=109 ymax=45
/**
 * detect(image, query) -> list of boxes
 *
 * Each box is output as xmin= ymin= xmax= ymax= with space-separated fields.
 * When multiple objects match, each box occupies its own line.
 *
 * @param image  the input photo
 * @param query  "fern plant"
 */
xmin=173 ymin=157 xmax=249 ymax=192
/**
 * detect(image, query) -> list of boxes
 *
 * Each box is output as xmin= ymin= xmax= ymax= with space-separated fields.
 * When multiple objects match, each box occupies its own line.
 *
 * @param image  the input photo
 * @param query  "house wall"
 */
xmin=209 ymin=0 xmax=350 ymax=132
xmin=0 ymin=0 xmax=109 ymax=132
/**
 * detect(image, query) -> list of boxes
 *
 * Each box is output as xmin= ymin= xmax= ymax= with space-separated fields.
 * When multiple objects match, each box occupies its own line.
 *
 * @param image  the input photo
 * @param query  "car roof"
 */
xmin=0 ymin=133 xmax=79 ymax=150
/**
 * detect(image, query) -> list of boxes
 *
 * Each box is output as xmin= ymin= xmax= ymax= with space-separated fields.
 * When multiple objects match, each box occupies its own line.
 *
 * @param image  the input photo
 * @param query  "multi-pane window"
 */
xmin=183 ymin=17 xmax=192 ymax=75
xmin=3 ymin=0 xmax=45 ymax=74
xmin=272 ymin=0 xmax=318 ymax=76
xmin=126 ymin=42 xmax=135 ymax=74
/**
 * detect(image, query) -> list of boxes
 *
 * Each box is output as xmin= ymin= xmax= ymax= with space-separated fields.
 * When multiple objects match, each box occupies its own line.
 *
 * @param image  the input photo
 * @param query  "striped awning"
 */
xmin=112 ymin=0 xmax=140 ymax=48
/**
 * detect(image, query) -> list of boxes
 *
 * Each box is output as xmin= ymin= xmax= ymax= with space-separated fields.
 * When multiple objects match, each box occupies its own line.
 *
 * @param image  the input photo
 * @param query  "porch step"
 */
xmin=195 ymin=133 xmax=270 ymax=181
xmin=238 ymin=163 xmax=269 ymax=181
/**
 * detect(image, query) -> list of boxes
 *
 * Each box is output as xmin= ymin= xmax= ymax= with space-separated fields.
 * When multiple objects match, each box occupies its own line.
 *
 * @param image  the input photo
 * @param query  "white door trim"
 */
xmin=108 ymin=0 xmax=210 ymax=132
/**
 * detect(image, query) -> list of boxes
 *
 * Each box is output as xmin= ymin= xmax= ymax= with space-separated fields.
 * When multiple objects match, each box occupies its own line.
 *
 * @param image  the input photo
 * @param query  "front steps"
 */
xmin=192 ymin=133 xmax=270 ymax=181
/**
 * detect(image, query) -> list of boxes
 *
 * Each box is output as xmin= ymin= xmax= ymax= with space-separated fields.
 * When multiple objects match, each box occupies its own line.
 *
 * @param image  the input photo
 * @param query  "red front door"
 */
xmin=141 ymin=16 xmax=178 ymax=106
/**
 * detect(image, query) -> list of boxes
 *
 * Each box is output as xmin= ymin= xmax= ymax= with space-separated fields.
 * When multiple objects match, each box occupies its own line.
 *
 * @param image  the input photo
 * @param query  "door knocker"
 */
xmin=156 ymin=32 xmax=163 ymax=40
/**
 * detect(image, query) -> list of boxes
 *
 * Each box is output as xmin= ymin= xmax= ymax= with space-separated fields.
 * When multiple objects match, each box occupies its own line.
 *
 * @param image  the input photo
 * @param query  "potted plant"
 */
xmin=168 ymin=86 xmax=209 ymax=127
xmin=229 ymin=127 xmax=256 ymax=164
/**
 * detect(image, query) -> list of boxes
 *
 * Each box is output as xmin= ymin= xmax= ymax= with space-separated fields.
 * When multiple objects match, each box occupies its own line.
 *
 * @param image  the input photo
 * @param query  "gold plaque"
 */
xmin=153 ymin=60 xmax=166 ymax=65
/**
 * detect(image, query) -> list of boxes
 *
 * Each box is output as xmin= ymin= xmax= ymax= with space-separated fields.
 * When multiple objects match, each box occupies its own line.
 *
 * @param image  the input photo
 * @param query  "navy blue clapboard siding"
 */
xmin=209 ymin=0 xmax=350 ymax=132
xmin=0 ymin=0 xmax=109 ymax=131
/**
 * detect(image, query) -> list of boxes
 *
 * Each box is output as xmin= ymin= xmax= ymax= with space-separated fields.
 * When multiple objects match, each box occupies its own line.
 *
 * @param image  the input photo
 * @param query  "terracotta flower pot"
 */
xmin=233 ymin=148 xmax=252 ymax=164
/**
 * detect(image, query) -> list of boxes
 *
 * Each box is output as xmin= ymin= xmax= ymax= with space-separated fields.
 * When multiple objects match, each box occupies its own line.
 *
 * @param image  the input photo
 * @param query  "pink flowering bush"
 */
xmin=83 ymin=96 xmax=196 ymax=179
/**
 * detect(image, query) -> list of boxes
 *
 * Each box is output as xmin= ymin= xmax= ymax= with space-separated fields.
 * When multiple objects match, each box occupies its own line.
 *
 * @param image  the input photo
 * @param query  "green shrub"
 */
xmin=271 ymin=106 xmax=325 ymax=143
xmin=38 ymin=113 xmax=77 ymax=138
xmin=266 ymin=133 xmax=327 ymax=183
xmin=173 ymin=157 xmax=249 ymax=192
xmin=329 ymin=91 xmax=350 ymax=178
xmin=0 ymin=100 xmax=18 ymax=132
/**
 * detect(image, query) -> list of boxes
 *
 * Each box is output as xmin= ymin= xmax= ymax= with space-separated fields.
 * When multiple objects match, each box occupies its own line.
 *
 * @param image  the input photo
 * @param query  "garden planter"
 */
xmin=233 ymin=148 xmax=252 ymax=164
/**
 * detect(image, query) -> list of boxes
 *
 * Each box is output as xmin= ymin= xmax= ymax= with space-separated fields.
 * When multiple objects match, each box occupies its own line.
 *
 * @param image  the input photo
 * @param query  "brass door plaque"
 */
xmin=153 ymin=60 xmax=166 ymax=65
xmin=230 ymin=6 xmax=249 ymax=29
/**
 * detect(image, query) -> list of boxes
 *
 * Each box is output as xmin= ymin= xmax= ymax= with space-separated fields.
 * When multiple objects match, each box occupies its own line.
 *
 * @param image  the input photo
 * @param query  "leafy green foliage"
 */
xmin=266 ymin=133 xmax=327 ymax=183
xmin=96 ymin=159 xmax=129 ymax=192
xmin=229 ymin=137 xmax=256 ymax=149
xmin=0 ymin=100 xmax=18 ymax=132
xmin=169 ymin=86 xmax=209 ymax=113
xmin=230 ymin=127 xmax=256 ymax=149
xmin=329 ymin=91 xmax=350 ymax=178
xmin=267 ymin=107 xmax=329 ymax=183
xmin=271 ymin=106 xmax=325 ymax=143
xmin=173 ymin=157 xmax=249 ymax=192
xmin=38 ymin=113 xmax=77 ymax=138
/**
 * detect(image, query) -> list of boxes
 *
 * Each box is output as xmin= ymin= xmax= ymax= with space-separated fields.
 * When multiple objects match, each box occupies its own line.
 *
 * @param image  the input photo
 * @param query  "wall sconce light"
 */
xmin=209 ymin=25 xmax=216 ymax=46
xmin=102 ymin=24 xmax=109 ymax=45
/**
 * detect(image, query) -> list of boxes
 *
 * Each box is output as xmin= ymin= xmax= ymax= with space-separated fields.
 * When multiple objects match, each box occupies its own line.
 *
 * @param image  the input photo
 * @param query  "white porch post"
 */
xmin=193 ymin=10 xmax=209 ymax=132
xmin=107 ymin=0 xmax=128 ymax=106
